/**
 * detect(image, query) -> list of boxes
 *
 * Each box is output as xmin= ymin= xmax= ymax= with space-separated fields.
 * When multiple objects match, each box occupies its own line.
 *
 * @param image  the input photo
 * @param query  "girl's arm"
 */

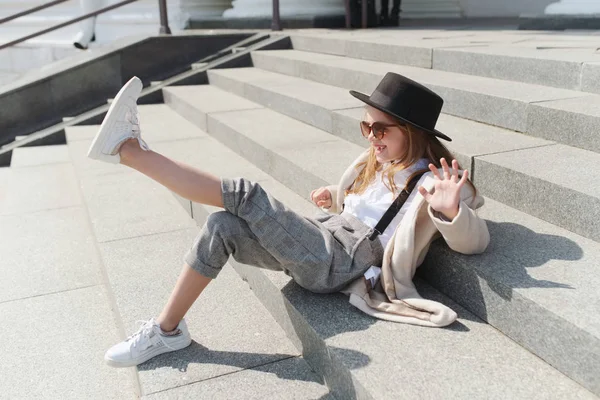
xmin=418 ymin=158 xmax=490 ymax=255
xmin=324 ymin=184 xmax=340 ymax=213
xmin=428 ymin=197 xmax=490 ymax=255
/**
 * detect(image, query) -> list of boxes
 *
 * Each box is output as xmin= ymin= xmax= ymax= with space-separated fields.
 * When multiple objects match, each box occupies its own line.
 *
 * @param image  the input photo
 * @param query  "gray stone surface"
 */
xmin=98 ymin=229 xmax=299 ymax=397
xmin=67 ymin=138 xmax=127 ymax=178
xmin=196 ymin=71 xmax=555 ymax=186
xmin=0 ymin=206 xmax=103 ymax=303
xmin=581 ymin=62 xmax=600 ymax=95
xmin=419 ymin=197 xmax=600 ymax=395
xmin=164 ymin=83 xmax=356 ymax=195
xmin=250 ymin=49 xmax=585 ymax=133
xmin=433 ymin=46 xmax=600 ymax=90
xmin=288 ymin=31 xmax=600 ymax=90
xmin=528 ymin=95 xmax=600 ymax=153
xmin=0 ymin=163 xmax=82 ymax=216
xmin=10 ymin=144 xmax=70 ymax=167
xmin=143 ymin=357 xmax=332 ymax=400
xmin=76 ymin=167 xmax=195 ymax=243
xmin=475 ymin=144 xmax=600 ymax=242
xmin=65 ymin=125 xmax=102 ymax=142
xmin=290 ymin=33 xmax=438 ymax=68
xmin=208 ymin=68 xmax=363 ymax=133
xmin=1 ymin=286 xmax=136 ymax=399
xmin=152 ymin=135 xmax=272 ymax=180
xmin=162 ymin=85 xmax=260 ymax=131
xmin=204 ymin=107 xmax=362 ymax=198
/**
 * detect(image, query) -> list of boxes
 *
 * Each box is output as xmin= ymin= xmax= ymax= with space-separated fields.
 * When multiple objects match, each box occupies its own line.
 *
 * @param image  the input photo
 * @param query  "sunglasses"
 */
xmin=360 ymin=121 xmax=405 ymax=140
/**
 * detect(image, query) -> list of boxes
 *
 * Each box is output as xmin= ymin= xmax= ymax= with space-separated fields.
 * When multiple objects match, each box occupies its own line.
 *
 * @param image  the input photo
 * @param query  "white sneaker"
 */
xmin=104 ymin=318 xmax=192 ymax=368
xmin=87 ymin=76 xmax=150 ymax=164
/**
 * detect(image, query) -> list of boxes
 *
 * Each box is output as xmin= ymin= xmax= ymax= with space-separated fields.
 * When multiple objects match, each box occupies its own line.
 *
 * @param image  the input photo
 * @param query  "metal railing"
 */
xmin=0 ymin=0 xmax=171 ymax=51
xmin=0 ymin=0 xmax=363 ymax=52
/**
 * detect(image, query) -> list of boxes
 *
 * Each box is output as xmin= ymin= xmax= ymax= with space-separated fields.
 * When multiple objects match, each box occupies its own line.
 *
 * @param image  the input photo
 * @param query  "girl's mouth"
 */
xmin=374 ymin=145 xmax=386 ymax=154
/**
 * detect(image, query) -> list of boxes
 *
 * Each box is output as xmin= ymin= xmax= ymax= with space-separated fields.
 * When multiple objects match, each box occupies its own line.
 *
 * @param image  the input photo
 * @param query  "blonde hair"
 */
xmin=346 ymin=117 xmax=477 ymax=198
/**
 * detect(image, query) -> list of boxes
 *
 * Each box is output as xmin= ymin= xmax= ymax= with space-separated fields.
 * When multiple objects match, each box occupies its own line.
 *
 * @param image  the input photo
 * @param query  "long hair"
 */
xmin=346 ymin=117 xmax=477 ymax=198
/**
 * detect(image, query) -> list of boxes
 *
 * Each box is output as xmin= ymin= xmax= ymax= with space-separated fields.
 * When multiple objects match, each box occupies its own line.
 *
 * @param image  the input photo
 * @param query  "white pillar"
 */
xmin=180 ymin=0 xmax=233 ymax=19
xmin=545 ymin=0 xmax=600 ymax=14
xmin=223 ymin=0 xmax=344 ymax=18
xmin=400 ymin=0 xmax=462 ymax=18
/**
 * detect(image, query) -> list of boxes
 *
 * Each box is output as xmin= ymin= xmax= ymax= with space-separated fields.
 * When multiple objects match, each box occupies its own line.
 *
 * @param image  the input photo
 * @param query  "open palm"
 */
xmin=417 ymin=158 xmax=468 ymax=221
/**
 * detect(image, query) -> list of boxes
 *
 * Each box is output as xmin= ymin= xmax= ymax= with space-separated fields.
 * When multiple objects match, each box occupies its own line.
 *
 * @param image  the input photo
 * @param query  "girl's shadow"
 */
xmin=418 ymin=220 xmax=582 ymax=320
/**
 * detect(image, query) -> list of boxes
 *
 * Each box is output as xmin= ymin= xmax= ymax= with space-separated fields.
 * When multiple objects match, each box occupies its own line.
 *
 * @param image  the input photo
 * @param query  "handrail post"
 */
xmin=271 ymin=0 xmax=281 ymax=31
xmin=362 ymin=0 xmax=368 ymax=28
xmin=158 ymin=0 xmax=171 ymax=34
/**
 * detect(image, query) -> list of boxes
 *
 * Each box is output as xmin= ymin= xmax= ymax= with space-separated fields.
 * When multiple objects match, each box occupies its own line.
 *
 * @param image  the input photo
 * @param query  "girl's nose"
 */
xmin=367 ymin=129 xmax=376 ymax=142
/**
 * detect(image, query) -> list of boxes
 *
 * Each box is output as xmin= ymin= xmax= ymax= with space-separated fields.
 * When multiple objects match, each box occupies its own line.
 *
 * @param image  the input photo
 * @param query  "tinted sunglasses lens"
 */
xmin=371 ymin=122 xmax=385 ymax=139
xmin=360 ymin=121 xmax=370 ymax=137
xmin=360 ymin=122 xmax=386 ymax=139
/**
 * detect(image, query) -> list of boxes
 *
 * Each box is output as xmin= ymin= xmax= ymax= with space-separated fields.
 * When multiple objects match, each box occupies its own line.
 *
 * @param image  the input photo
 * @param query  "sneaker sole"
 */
xmin=104 ymin=335 xmax=192 ymax=368
xmin=87 ymin=76 xmax=143 ymax=163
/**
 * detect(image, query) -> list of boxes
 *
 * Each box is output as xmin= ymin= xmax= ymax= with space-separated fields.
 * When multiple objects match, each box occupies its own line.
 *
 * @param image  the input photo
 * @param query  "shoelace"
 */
xmin=124 ymin=106 xmax=149 ymax=151
xmin=128 ymin=320 xmax=177 ymax=351
xmin=126 ymin=107 xmax=141 ymax=136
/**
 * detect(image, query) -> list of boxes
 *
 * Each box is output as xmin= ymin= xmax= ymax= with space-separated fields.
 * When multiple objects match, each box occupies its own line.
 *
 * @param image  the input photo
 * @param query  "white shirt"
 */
xmin=341 ymin=158 xmax=430 ymax=249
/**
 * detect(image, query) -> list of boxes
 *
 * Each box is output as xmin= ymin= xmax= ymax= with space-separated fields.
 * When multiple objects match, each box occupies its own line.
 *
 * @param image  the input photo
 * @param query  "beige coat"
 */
xmin=325 ymin=150 xmax=490 ymax=327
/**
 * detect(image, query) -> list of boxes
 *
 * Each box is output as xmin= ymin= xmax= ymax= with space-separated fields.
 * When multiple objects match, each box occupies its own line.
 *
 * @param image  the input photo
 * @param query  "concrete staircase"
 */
xmin=3 ymin=28 xmax=600 ymax=399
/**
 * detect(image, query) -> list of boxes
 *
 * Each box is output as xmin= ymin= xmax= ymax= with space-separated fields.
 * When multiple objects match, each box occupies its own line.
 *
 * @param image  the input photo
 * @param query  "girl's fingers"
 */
xmin=440 ymin=158 xmax=451 ymax=180
xmin=429 ymin=163 xmax=442 ymax=180
xmin=458 ymin=169 xmax=469 ymax=187
xmin=451 ymin=159 xmax=459 ymax=182
xmin=418 ymin=185 xmax=431 ymax=202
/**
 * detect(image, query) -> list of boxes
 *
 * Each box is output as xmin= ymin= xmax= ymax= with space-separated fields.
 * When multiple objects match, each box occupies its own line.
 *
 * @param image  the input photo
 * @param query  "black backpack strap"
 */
xmin=368 ymin=172 xmax=426 ymax=241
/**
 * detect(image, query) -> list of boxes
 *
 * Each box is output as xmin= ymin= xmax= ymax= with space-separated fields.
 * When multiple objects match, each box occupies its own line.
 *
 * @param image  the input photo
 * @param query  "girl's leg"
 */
xmin=157 ymin=210 xmax=284 ymax=331
xmin=156 ymin=263 xmax=211 ymax=332
xmin=119 ymin=139 xmax=224 ymax=209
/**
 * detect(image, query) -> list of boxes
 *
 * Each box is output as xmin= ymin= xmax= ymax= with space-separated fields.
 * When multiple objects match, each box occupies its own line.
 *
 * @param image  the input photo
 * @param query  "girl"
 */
xmin=90 ymin=72 xmax=489 ymax=368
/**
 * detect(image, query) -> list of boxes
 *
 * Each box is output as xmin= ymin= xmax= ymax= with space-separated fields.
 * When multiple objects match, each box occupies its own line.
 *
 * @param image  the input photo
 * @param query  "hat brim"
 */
xmin=349 ymin=90 xmax=452 ymax=142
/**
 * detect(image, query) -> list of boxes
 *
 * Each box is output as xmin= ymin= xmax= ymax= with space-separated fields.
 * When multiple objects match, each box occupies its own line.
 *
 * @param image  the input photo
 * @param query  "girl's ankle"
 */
xmin=118 ymin=138 xmax=141 ymax=164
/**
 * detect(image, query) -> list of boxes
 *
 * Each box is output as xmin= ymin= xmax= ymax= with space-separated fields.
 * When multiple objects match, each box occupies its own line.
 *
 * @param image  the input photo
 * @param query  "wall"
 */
xmin=458 ymin=0 xmax=556 ymax=17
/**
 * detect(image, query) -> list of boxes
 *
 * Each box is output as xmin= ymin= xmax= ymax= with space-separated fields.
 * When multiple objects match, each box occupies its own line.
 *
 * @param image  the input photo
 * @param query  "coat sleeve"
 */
xmin=427 ymin=197 xmax=490 ymax=255
xmin=323 ymin=184 xmax=341 ymax=214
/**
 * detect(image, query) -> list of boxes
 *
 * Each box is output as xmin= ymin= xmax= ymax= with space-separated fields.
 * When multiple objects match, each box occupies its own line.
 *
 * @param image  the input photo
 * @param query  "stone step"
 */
xmin=204 ymin=67 xmax=600 ymax=243
xmin=147 ymin=99 xmax=597 ymax=398
xmin=0 ymin=44 xmax=77 ymax=75
xmin=287 ymin=30 xmax=600 ymax=94
xmin=0 ymin=162 xmax=81 ymax=217
xmin=163 ymin=84 xmax=600 ymax=396
xmin=248 ymin=49 xmax=600 ymax=154
xmin=142 ymin=356 xmax=334 ymax=400
xmin=10 ymin=144 xmax=70 ymax=167
xmin=1 ymin=148 xmax=133 ymax=397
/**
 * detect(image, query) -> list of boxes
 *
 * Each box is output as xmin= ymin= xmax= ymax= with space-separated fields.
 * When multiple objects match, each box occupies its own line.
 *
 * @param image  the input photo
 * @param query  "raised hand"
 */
xmin=417 ymin=158 xmax=468 ymax=221
xmin=310 ymin=187 xmax=332 ymax=209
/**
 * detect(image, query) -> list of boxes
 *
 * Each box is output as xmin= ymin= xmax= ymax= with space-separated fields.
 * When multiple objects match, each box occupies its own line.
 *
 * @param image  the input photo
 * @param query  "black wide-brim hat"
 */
xmin=350 ymin=72 xmax=451 ymax=142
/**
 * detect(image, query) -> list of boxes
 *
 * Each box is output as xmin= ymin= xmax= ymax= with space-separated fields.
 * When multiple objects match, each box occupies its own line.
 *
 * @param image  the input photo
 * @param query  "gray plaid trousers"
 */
xmin=185 ymin=178 xmax=384 ymax=293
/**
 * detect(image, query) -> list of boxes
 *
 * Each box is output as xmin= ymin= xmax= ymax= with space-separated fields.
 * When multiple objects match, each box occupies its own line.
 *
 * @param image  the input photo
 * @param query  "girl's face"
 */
xmin=362 ymin=106 xmax=407 ymax=164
